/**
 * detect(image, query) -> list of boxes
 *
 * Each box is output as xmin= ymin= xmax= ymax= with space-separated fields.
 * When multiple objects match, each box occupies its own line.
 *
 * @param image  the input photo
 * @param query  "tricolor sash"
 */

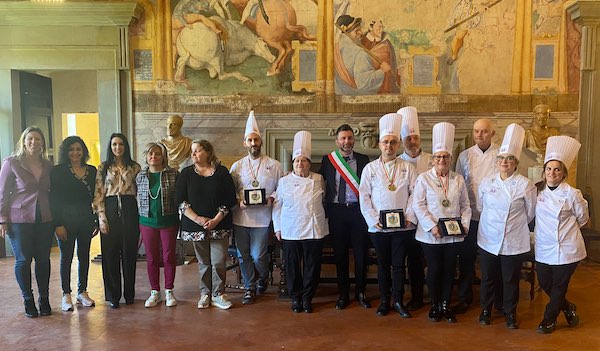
xmin=328 ymin=150 xmax=360 ymax=197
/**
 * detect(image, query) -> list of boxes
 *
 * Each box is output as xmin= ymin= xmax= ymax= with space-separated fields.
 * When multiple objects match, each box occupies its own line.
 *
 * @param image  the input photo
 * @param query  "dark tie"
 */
xmin=338 ymin=157 xmax=349 ymax=203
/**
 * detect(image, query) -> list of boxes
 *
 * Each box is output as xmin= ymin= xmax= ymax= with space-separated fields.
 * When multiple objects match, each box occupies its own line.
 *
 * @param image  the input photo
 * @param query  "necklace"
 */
xmin=194 ymin=165 xmax=214 ymax=177
xmin=248 ymin=156 xmax=262 ymax=188
xmin=149 ymin=186 xmax=161 ymax=200
xmin=380 ymin=157 xmax=397 ymax=191
xmin=69 ymin=164 xmax=88 ymax=180
xmin=437 ymin=173 xmax=451 ymax=207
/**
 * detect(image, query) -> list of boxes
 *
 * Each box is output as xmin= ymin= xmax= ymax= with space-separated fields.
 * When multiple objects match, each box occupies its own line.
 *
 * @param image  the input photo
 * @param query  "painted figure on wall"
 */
xmin=360 ymin=20 xmax=400 ymax=93
xmin=334 ymin=15 xmax=391 ymax=95
xmin=446 ymin=0 xmax=484 ymax=65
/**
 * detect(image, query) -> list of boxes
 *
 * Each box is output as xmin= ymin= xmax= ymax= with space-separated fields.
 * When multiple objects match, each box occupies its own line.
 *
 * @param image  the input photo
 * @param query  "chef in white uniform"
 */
xmin=413 ymin=122 xmax=471 ymax=324
xmin=476 ymin=123 xmax=536 ymax=329
xmin=396 ymin=106 xmax=432 ymax=311
xmin=360 ymin=112 xmax=418 ymax=318
xmin=454 ymin=118 xmax=499 ymax=313
xmin=535 ymin=135 xmax=589 ymax=334
xmin=272 ymin=131 xmax=328 ymax=314
xmin=230 ymin=111 xmax=283 ymax=305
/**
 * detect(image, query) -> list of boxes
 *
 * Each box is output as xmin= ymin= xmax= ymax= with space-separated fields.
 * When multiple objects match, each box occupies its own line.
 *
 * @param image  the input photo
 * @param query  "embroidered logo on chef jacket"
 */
xmin=538 ymin=195 xmax=546 ymax=202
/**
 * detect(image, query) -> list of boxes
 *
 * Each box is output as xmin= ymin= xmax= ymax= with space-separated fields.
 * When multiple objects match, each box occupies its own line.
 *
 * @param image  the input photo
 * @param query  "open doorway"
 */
xmin=61 ymin=113 xmax=101 ymax=167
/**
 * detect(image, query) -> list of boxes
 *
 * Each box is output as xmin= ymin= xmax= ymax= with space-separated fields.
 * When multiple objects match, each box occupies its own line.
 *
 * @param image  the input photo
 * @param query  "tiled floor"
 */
xmin=1 ymin=238 xmax=600 ymax=350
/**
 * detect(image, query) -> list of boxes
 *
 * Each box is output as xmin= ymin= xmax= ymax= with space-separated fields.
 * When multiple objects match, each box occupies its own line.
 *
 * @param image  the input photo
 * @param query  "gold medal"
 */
xmin=388 ymin=184 xmax=397 ymax=191
xmin=442 ymin=199 xmax=450 ymax=207
xmin=252 ymin=180 xmax=260 ymax=187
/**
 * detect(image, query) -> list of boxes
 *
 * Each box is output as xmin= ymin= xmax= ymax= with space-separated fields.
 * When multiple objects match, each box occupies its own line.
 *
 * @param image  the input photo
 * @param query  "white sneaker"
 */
xmin=145 ymin=290 xmax=162 ymax=308
xmin=165 ymin=289 xmax=177 ymax=307
xmin=76 ymin=292 xmax=95 ymax=307
xmin=61 ymin=294 xmax=74 ymax=311
xmin=197 ymin=294 xmax=210 ymax=309
xmin=211 ymin=294 xmax=233 ymax=310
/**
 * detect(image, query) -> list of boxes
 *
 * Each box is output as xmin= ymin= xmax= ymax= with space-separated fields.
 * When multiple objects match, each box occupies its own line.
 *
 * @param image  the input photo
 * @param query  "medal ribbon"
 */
xmin=380 ymin=158 xmax=397 ymax=188
xmin=437 ymin=173 xmax=449 ymax=202
xmin=248 ymin=156 xmax=262 ymax=186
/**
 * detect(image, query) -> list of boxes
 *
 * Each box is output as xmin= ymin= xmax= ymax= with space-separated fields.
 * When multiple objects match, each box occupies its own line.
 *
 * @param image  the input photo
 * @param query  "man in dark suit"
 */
xmin=319 ymin=124 xmax=371 ymax=309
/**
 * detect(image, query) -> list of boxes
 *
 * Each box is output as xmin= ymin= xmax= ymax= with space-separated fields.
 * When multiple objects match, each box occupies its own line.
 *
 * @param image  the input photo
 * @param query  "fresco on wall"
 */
xmin=171 ymin=0 xmax=318 ymax=94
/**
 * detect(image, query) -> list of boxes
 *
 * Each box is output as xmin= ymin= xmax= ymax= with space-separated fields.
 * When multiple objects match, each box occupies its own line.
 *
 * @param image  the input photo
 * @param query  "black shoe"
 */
xmin=257 ymin=282 xmax=268 ymax=295
xmin=563 ymin=303 xmax=579 ymax=327
xmin=291 ymin=299 xmax=302 ymax=313
xmin=537 ymin=320 xmax=556 ymax=334
xmin=24 ymin=299 xmax=39 ymax=318
xmin=376 ymin=299 xmax=390 ymax=317
xmin=355 ymin=292 xmax=371 ymax=309
xmin=109 ymin=301 xmax=120 ymax=309
xmin=393 ymin=302 xmax=412 ymax=318
xmin=442 ymin=301 xmax=457 ymax=323
xmin=479 ymin=309 xmax=491 ymax=325
xmin=335 ymin=297 xmax=349 ymax=310
xmin=303 ymin=301 xmax=313 ymax=313
xmin=452 ymin=301 xmax=471 ymax=314
xmin=428 ymin=303 xmax=441 ymax=322
xmin=505 ymin=313 xmax=518 ymax=329
xmin=38 ymin=296 xmax=52 ymax=316
xmin=406 ymin=299 xmax=425 ymax=311
xmin=242 ymin=290 xmax=256 ymax=305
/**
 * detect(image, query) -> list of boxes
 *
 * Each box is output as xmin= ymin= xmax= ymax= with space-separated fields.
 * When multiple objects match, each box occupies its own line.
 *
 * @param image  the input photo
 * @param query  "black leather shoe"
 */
xmin=428 ymin=303 xmax=441 ymax=322
xmin=393 ymin=302 xmax=412 ymax=318
xmin=303 ymin=301 xmax=313 ymax=313
xmin=537 ymin=320 xmax=556 ymax=334
xmin=109 ymin=301 xmax=120 ymax=309
xmin=479 ymin=309 xmax=491 ymax=325
xmin=505 ymin=313 xmax=518 ymax=329
xmin=24 ymin=299 xmax=39 ymax=318
xmin=563 ymin=303 xmax=579 ymax=327
xmin=355 ymin=293 xmax=371 ymax=309
xmin=406 ymin=299 xmax=425 ymax=311
xmin=376 ymin=300 xmax=390 ymax=317
xmin=335 ymin=298 xmax=349 ymax=310
xmin=442 ymin=301 xmax=456 ymax=323
xmin=291 ymin=299 xmax=302 ymax=313
xmin=38 ymin=296 xmax=52 ymax=316
xmin=257 ymin=282 xmax=268 ymax=295
xmin=452 ymin=301 xmax=471 ymax=314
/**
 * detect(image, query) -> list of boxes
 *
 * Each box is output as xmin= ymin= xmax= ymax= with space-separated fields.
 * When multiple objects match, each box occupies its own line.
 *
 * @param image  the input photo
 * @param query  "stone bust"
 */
xmin=161 ymin=114 xmax=193 ymax=170
xmin=525 ymin=104 xmax=560 ymax=156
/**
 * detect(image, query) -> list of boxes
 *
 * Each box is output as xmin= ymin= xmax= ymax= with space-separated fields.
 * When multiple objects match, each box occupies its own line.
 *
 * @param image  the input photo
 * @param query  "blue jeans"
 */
xmin=8 ymin=222 xmax=54 ymax=300
xmin=233 ymin=225 xmax=270 ymax=290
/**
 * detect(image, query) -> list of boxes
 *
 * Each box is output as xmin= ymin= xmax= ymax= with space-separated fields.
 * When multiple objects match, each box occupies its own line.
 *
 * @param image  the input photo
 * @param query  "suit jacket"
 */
xmin=319 ymin=151 xmax=370 ymax=216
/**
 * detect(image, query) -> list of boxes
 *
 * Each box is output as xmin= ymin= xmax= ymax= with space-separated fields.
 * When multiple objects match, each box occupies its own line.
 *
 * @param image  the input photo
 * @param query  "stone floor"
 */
xmin=1 ymin=238 xmax=600 ymax=351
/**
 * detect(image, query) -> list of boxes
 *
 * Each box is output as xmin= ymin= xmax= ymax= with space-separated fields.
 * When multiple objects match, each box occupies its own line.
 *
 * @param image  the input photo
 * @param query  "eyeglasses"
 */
xmin=433 ymin=155 xmax=451 ymax=160
xmin=497 ymin=156 xmax=517 ymax=162
xmin=380 ymin=140 xmax=399 ymax=146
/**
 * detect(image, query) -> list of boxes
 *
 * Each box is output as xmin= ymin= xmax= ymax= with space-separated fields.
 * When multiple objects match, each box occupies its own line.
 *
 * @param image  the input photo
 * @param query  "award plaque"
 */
xmin=244 ymin=188 xmax=266 ymax=205
xmin=379 ymin=209 xmax=405 ymax=229
xmin=438 ymin=217 xmax=466 ymax=236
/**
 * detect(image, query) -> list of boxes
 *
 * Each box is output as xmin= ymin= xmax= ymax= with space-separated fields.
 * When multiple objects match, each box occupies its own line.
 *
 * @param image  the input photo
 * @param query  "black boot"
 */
xmin=505 ymin=313 xmax=518 ymax=329
xmin=24 ymin=299 xmax=39 ymax=318
xmin=376 ymin=296 xmax=390 ymax=316
xmin=563 ymin=302 xmax=579 ymax=327
xmin=428 ymin=301 xmax=441 ymax=322
xmin=479 ymin=309 xmax=491 ymax=325
xmin=393 ymin=301 xmax=412 ymax=318
xmin=38 ymin=296 xmax=52 ymax=316
xmin=441 ymin=301 xmax=456 ymax=323
xmin=355 ymin=292 xmax=371 ymax=309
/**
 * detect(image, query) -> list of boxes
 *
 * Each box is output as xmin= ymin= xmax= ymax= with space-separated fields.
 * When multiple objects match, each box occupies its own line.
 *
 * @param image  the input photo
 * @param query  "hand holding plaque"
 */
xmin=437 ymin=217 xmax=466 ymax=237
xmin=379 ymin=209 xmax=405 ymax=229
xmin=244 ymin=188 xmax=267 ymax=205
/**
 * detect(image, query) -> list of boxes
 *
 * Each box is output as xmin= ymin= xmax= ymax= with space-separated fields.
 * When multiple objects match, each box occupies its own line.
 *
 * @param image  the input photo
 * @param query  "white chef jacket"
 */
xmin=398 ymin=150 xmax=433 ymax=175
xmin=477 ymin=172 xmax=536 ymax=256
xmin=534 ymin=182 xmax=589 ymax=265
xmin=412 ymin=168 xmax=472 ymax=244
xmin=455 ymin=143 xmax=499 ymax=220
xmin=359 ymin=158 xmax=417 ymax=233
xmin=272 ymin=172 xmax=328 ymax=240
xmin=230 ymin=155 xmax=282 ymax=227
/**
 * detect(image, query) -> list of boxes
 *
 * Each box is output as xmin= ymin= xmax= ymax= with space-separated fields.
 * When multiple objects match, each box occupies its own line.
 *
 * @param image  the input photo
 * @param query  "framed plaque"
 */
xmin=379 ymin=209 xmax=405 ymax=229
xmin=244 ymin=188 xmax=266 ymax=206
xmin=438 ymin=217 xmax=466 ymax=236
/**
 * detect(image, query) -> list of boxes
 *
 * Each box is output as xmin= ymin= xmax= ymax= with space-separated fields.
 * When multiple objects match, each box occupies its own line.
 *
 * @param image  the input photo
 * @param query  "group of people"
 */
xmin=0 ymin=108 xmax=589 ymax=335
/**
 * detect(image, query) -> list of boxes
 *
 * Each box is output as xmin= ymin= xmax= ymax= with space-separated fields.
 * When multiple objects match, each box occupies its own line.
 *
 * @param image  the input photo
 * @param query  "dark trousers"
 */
xmin=8 ymin=222 xmax=54 ymax=300
xmin=58 ymin=215 xmax=95 ymax=294
xmin=328 ymin=204 xmax=369 ymax=297
xmin=101 ymin=196 xmax=140 ymax=303
xmin=536 ymin=261 xmax=578 ymax=323
xmin=457 ymin=220 xmax=479 ymax=303
xmin=479 ymin=249 xmax=525 ymax=314
xmin=283 ymin=239 xmax=323 ymax=304
xmin=406 ymin=229 xmax=425 ymax=302
xmin=422 ymin=242 xmax=459 ymax=303
xmin=370 ymin=231 xmax=412 ymax=303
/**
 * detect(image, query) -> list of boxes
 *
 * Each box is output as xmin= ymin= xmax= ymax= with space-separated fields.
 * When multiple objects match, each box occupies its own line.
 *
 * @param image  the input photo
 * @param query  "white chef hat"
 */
xmin=398 ymin=106 xmax=420 ymax=139
xmin=432 ymin=122 xmax=455 ymax=154
xmin=498 ymin=123 xmax=525 ymax=159
xmin=544 ymin=135 xmax=581 ymax=169
xmin=379 ymin=112 xmax=402 ymax=141
xmin=292 ymin=131 xmax=311 ymax=161
xmin=244 ymin=110 xmax=261 ymax=139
